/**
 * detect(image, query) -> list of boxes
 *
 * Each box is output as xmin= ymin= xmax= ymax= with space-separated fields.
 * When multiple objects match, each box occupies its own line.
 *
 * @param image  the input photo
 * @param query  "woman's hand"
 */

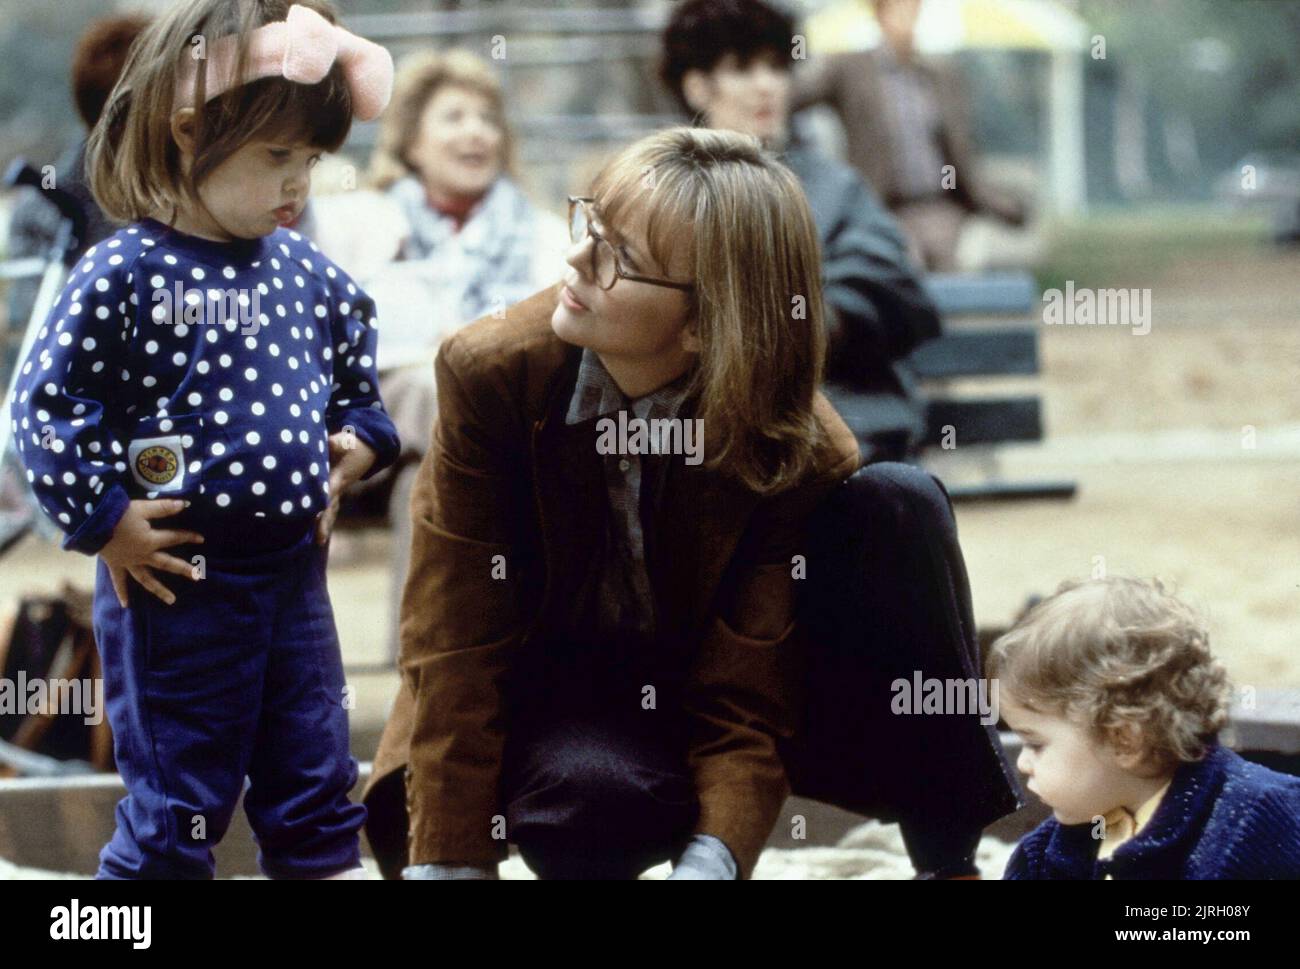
xmin=401 ymin=862 xmax=499 ymax=880
xmin=98 ymin=499 xmax=206 ymax=607
xmin=315 ymin=432 xmax=378 ymax=545
xmin=666 ymin=834 xmax=738 ymax=879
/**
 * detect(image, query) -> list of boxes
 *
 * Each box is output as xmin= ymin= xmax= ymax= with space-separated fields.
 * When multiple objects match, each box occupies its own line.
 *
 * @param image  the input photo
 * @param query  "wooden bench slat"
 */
xmin=923 ymin=271 xmax=1038 ymax=317
xmin=924 ymin=397 xmax=1043 ymax=446
xmin=909 ymin=329 xmax=1040 ymax=378
xmin=820 ymin=384 xmax=924 ymax=437
xmin=945 ymin=480 xmax=1079 ymax=503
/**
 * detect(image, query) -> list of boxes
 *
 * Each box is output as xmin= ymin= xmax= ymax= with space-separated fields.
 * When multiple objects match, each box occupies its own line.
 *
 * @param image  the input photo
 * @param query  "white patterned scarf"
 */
xmin=386 ymin=173 xmax=557 ymax=324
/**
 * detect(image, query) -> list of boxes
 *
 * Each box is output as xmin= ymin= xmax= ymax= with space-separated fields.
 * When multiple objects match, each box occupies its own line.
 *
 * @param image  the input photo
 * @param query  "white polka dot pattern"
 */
xmin=8 ymin=223 xmax=400 ymax=553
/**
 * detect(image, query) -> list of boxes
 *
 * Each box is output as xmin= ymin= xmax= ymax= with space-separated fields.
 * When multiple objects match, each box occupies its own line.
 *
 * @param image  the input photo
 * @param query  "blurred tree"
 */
xmin=1079 ymin=0 xmax=1300 ymax=200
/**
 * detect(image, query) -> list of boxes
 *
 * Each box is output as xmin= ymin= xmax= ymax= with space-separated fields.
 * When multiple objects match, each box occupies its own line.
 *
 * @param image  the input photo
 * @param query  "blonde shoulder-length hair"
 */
xmin=368 ymin=48 xmax=516 ymax=190
xmin=590 ymin=126 xmax=827 ymax=497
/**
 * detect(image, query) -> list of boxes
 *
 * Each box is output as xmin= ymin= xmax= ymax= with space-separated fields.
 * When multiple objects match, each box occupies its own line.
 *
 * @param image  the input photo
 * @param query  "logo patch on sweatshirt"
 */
xmin=128 ymin=436 xmax=186 ymax=492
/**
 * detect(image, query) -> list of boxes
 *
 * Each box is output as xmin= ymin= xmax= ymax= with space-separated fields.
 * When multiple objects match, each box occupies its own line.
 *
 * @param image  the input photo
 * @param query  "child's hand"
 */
xmin=99 ymin=499 xmax=206 ymax=607
xmin=315 ymin=432 xmax=377 ymax=545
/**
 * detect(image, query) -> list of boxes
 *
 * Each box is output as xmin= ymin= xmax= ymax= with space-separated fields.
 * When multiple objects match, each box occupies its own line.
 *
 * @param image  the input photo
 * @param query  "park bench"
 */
xmin=823 ymin=270 xmax=1078 ymax=503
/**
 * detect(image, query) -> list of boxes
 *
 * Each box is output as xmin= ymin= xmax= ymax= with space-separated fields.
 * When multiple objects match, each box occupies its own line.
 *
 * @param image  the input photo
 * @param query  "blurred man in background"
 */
xmin=790 ymin=0 xmax=1032 ymax=271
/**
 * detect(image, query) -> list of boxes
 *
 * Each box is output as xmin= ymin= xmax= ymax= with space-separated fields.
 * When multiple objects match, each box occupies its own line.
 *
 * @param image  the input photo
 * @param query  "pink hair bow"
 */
xmin=176 ymin=4 xmax=393 ymax=122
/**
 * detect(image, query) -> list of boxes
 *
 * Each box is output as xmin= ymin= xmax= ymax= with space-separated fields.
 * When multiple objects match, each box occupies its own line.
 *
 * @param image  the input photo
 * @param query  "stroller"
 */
xmin=1 ymin=158 xmax=91 ymax=554
xmin=0 ymin=159 xmax=111 ymax=777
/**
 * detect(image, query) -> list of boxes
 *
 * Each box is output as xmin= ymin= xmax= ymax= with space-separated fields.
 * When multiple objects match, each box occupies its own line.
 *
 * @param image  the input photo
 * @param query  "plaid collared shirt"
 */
xmin=565 ymin=347 xmax=693 ymax=642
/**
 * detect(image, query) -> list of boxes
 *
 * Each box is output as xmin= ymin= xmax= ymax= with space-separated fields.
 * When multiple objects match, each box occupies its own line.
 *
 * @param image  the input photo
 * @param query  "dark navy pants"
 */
xmin=782 ymin=461 xmax=1023 ymax=875
xmin=92 ymin=524 xmax=365 ymax=879
xmin=498 ymin=648 xmax=699 ymax=880
xmin=364 ymin=643 xmax=699 ymax=881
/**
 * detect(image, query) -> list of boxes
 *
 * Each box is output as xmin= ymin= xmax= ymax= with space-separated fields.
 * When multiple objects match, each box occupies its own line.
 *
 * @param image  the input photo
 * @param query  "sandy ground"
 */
xmin=0 ymin=819 xmax=1019 ymax=879
xmin=949 ymin=243 xmax=1300 ymax=686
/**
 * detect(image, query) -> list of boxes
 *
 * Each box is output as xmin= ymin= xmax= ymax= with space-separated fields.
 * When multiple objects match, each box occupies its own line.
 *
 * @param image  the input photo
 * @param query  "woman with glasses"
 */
xmin=363 ymin=125 xmax=862 ymax=881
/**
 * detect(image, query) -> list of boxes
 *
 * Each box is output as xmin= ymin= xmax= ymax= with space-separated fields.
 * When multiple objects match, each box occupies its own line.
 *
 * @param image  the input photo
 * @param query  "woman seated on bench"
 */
xmin=363 ymin=125 xmax=1017 ymax=880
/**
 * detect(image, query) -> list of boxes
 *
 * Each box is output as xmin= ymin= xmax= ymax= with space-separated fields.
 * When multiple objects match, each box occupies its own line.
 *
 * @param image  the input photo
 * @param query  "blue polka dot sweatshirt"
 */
xmin=8 ymin=216 xmax=401 ymax=555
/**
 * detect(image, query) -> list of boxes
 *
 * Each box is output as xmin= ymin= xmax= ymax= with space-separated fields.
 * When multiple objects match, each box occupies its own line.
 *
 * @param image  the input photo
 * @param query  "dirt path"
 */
xmin=946 ymin=244 xmax=1300 ymax=685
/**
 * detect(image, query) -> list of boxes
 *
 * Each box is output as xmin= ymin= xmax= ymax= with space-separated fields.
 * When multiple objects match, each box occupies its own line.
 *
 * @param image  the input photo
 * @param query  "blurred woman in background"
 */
xmin=368 ymin=48 xmax=567 ymax=351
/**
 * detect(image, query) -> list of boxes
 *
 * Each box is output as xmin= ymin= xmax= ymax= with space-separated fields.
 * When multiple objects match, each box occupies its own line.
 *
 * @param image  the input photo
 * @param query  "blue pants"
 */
xmin=91 ymin=525 xmax=364 ymax=879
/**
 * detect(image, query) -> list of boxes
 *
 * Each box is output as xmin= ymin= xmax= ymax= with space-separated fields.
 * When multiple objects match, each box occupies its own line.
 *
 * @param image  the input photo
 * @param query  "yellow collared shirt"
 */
xmin=1097 ymin=780 xmax=1173 ymax=879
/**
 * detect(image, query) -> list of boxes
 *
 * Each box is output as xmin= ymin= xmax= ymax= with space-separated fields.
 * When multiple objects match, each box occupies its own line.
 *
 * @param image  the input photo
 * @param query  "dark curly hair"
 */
xmin=658 ymin=0 xmax=797 ymax=116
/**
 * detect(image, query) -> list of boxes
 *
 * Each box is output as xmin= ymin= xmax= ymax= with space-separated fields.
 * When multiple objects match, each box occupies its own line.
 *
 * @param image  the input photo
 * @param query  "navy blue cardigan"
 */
xmin=1004 ymin=742 xmax=1300 ymax=879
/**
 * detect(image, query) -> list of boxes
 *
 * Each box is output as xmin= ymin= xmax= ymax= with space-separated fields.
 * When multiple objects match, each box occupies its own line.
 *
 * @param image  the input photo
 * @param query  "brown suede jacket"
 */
xmin=365 ymin=282 xmax=862 ymax=879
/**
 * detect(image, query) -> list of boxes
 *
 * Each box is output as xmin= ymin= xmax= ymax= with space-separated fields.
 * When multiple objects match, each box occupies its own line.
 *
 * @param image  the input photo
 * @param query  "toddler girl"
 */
xmin=8 ymin=0 xmax=400 ymax=878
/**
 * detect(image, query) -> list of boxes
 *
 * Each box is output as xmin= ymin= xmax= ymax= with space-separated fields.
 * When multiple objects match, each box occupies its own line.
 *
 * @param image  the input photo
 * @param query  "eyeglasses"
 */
xmin=567 ymin=196 xmax=695 ymax=292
